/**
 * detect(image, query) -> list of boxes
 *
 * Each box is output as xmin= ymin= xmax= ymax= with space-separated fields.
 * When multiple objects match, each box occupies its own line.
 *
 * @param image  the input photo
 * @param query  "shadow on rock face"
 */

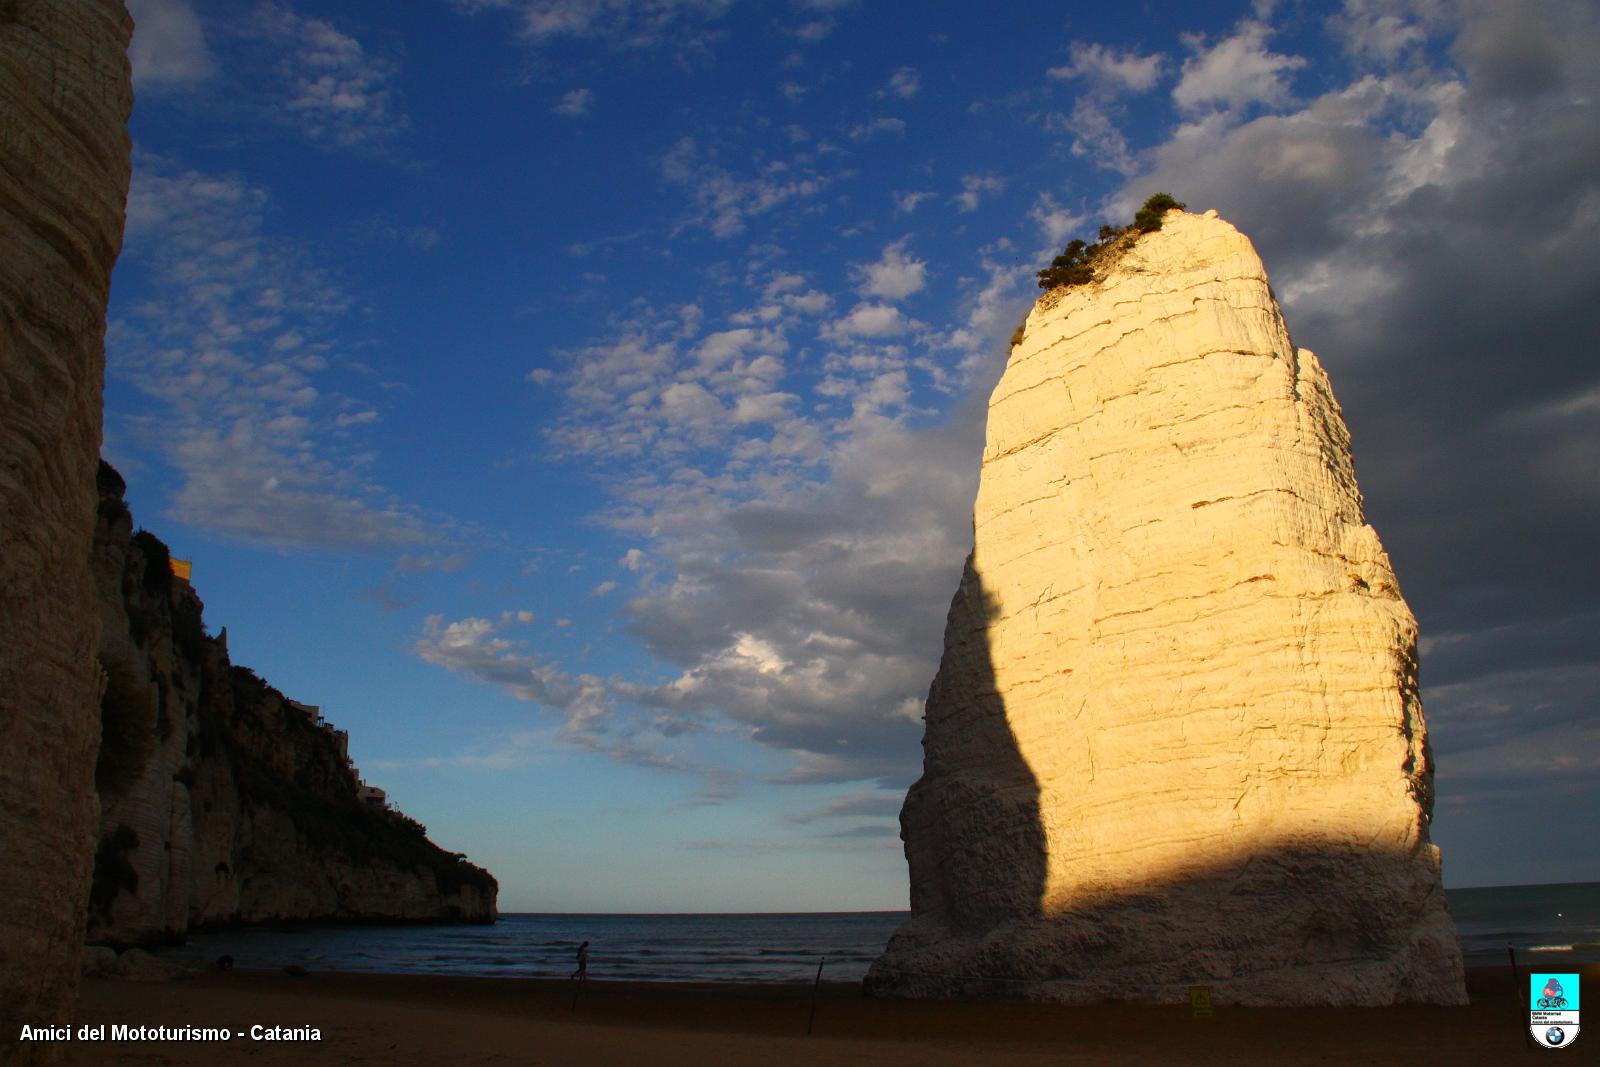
xmin=868 ymin=559 xmax=1465 ymax=1007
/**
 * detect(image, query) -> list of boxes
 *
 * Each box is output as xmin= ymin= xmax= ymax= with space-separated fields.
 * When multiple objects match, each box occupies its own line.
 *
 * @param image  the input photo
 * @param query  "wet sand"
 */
xmin=58 ymin=962 xmax=1590 ymax=1065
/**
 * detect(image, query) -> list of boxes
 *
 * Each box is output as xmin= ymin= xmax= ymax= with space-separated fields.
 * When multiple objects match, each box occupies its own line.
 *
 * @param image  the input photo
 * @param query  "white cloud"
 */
xmin=894 ymin=190 xmax=935 ymax=214
xmin=659 ymin=380 xmax=725 ymax=432
xmin=247 ymin=2 xmax=407 ymax=147
xmin=783 ymin=289 xmax=830 ymax=315
xmin=952 ymin=174 xmax=1003 ymax=213
xmin=1030 ymin=193 xmax=1085 ymax=248
xmin=790 ymin=19 xmax=832 ymax=43
xmin=1332 ymin=0 xmax=1431 ymax=66
xmin=783 ymin=792 xmax=903 ymax=824
xmin=1050 ymin=97 xmax=1137 ymax=174
xmin=412 ymin=613 xmax=720 ymax=774
xmin=1048 ymin=41 xmax=1165 ymax=93
xmin=1499 ymin=379 xmax=1600 ymax=426
xmin=126 ymin=0 xmax=216 ymax=88
xmin=829 ymin=303 xmax=905 ymax=339
xmin=662 ymin=137 xmax=830 ymax=237
xmin=406 ymin=57 xmax=1069 ymax=781
xmin=609 ymin=412 xmax=991 ymax=783
xmin=109 ymin=155 xmax=434 ymax=551
xmin=414 ymin=615 xmax=610 ymax=734
xmin=731 ymin=391 xmax=799 ymax=424
xmin=553 ymin=87 xmax=594 ymax=116
xmin=853 ymin=239 xmax=927 ymax=301
xmin=848 ymin=116 xmax=906 ymax=141
xmin=694 ymin=327 xmax=772 ymax=370
xmin=480 ymin=241 xmax=1033 ymax=782
xmin=1173 ymin=20 xmax=1307 ymax=114
xmin=1042 ymin=40 xmax=1168 ymax=175
xmin=780 ymin=0 xmax=850 ymax=45
xmin=885 ymin=66 xmax=920 ymax=98
xmin=542 ymin=309 xmax=800 ymax=459
xmin=593 ymin=580 xmax=619 ymax=596
xmin=930 ymin=253 xmax=1031 ymax=384
xmin=453 ymin=0 xmax=733 ymax=49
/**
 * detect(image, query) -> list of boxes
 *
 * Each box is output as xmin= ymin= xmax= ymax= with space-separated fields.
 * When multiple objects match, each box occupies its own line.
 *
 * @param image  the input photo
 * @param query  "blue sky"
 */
xmin=110 ymin=0 xmax=1599 ymax=911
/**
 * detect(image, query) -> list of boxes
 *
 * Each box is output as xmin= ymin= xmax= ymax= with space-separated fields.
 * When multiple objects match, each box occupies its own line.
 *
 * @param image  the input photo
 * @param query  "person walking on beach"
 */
xmin=571 ymin=940 xmax=589 ymax=985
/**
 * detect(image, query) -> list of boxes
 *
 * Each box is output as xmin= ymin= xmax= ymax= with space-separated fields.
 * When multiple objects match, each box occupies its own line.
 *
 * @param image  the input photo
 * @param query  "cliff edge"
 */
xmin=89 ymin=462 xmax=497 ymax=945
xmin=867 ymin=209 xmax=1465 ymax=1006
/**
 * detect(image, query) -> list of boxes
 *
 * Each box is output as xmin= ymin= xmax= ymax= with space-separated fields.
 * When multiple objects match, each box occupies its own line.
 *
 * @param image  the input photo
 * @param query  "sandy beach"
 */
xmin=52 ymin=962 xmax=1588 ymax=1066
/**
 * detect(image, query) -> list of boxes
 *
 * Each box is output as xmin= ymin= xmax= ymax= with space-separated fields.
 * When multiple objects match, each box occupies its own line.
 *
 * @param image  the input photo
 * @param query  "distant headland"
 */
xmin=89 ymin=460 xmax=497 ymax=948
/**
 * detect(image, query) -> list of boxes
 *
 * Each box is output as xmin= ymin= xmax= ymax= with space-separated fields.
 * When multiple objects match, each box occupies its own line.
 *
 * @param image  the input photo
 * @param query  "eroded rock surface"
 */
xmin=0 ymin=1 xmax=132 ymax=1059
xmin=868 ymin=210 xmax=1465 ymax=1006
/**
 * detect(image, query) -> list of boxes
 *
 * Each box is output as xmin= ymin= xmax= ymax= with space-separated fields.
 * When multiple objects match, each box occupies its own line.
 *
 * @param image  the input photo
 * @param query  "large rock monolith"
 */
xmin=868 ymin=209 xmax=1465 ymax=1006
xmin=0 ymin=1 xmax=133 ymax=1060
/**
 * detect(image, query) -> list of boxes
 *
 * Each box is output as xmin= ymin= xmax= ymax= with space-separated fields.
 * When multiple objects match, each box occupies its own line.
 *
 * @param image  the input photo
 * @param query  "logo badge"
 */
xmin=1530 ymin=973 xmax=1580 ymax=1050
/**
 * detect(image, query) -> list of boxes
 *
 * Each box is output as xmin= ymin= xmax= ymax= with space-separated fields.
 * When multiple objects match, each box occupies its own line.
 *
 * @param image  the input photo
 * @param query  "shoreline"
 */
xmin=56 ymin=962 xmax=1595 ymax=1065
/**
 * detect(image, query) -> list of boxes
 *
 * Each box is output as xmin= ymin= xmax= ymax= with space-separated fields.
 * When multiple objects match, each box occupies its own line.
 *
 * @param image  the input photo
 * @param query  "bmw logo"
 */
xmin=1546 ymin=1026 xmax=1566 ymax=1046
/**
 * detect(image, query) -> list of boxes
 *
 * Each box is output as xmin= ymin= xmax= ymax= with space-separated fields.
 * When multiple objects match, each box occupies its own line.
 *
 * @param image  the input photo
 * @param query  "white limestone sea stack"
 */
xmin=867 ymin=209 xmax=1467 ymax=1006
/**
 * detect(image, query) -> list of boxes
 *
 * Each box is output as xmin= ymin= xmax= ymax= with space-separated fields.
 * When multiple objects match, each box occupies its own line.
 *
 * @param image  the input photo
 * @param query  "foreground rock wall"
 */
xmin=869 ymin=210 xmax=1465 ymax=1005
xmin=90 ymin=465 xmax=497 ymax=945
xmin=0 ymin=1 xmax=132 ymax=1060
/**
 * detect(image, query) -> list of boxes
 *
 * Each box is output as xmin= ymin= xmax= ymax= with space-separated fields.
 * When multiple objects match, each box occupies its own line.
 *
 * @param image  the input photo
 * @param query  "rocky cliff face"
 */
xmin=868 ymin=210 xmax=1465 ymax=1006
xmin=89 ymin=463 xmax=496 ymax=945
xmin=0 ymin=1 xmax=132 ymax=1059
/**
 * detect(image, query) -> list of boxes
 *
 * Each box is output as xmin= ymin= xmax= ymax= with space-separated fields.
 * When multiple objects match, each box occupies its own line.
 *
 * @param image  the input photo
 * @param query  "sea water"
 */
xmin=158 ymin=911 xmax=899 ymax=983
xmin=155 ymin=882 xmax=1598 ymax=983
xmin=1450 ymin=882 xmax=1600 ymax=966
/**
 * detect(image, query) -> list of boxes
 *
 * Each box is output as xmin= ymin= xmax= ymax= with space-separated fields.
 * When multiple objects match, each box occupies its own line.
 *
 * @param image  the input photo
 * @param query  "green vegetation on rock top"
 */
xmin=1036 ymin=193 xmax=1187 ymax=291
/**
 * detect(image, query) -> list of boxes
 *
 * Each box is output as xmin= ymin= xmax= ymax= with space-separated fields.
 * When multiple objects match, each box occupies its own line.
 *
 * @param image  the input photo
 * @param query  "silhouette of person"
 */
xmin=571 ymin=940 xmax=589 ymax=984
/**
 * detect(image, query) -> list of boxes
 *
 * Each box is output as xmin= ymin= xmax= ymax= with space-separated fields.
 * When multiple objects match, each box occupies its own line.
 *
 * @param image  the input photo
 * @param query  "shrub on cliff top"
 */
xmin=222 ymin=698 xmax=497 ymax=899
xmin=199 ymin=630 xmax=499 ymax=905
xmin=1133 ymin=192 xmax=1185 ymax=233
xmin=1036 ymin=193 xmax=1187 ymax=290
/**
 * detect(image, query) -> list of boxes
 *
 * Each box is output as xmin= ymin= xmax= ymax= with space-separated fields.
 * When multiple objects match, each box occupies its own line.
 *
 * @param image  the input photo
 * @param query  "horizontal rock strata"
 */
xmin=868 ymin=210 xmax=1465 ymax=1006
xmin=0 ymin=2 xmax=133 ymax=1061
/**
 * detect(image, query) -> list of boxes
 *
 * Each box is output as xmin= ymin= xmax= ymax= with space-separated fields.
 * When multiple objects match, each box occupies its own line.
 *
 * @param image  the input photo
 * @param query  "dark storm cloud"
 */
xmin=612 ymin=402 xmax=994 ymax=785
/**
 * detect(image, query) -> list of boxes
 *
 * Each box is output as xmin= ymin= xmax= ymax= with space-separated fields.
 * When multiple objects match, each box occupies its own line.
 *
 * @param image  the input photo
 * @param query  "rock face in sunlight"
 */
xmin=0 ymin=2 xmax=132 ymax=1060
xmin=868 ymin=210 xmax=1466 ymax=1006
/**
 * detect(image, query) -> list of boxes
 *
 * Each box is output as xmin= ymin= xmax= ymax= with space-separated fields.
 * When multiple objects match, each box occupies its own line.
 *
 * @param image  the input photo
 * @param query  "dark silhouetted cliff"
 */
xmin=89 ymin=462 xmax=496 ymax=946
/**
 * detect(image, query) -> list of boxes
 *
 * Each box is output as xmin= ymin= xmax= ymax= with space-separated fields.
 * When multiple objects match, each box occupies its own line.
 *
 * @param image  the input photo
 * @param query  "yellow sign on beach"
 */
xmin=169 ymin=558 xmax=192 ymax=581
xmin=1188 ymin=985 xmax=1214 ymax=1019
